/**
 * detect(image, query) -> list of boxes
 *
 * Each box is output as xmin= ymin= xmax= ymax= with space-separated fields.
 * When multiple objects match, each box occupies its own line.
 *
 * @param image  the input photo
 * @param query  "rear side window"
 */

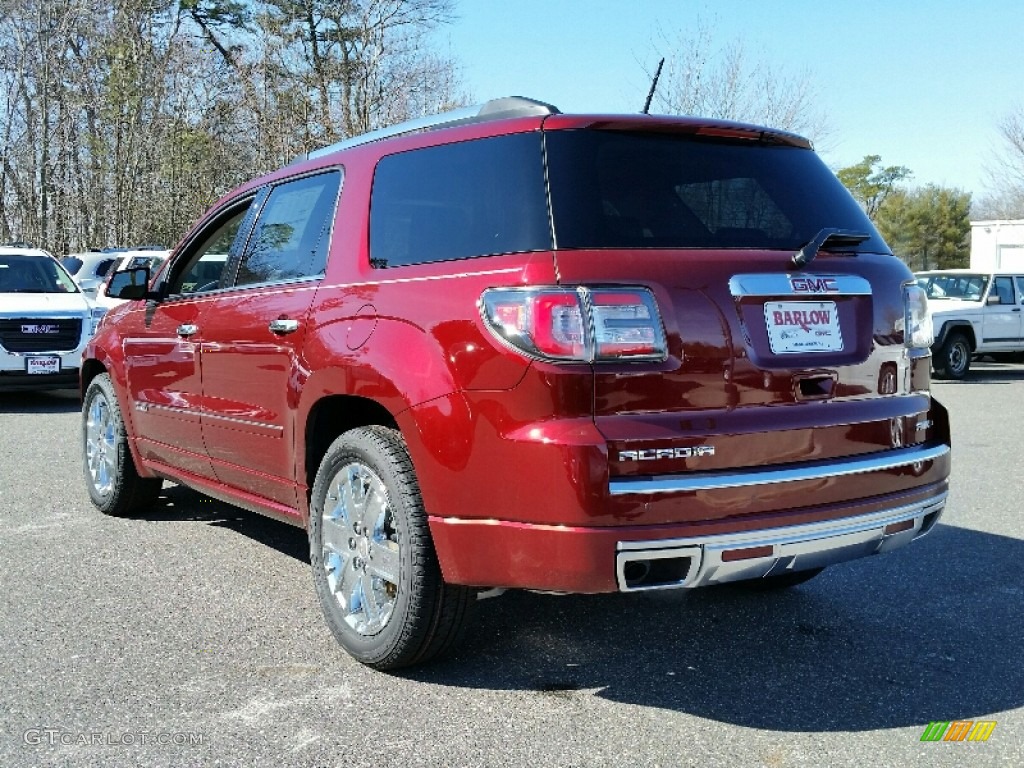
xmin=235 ymin=171 xmax=342 ymax=286
xmin=95 ymin=258 xmax=117 ymax=277
xmin=369 ymin=133 xmax=551 ymax=268
xmin=545 ymin=130 xmax=886 ymax=252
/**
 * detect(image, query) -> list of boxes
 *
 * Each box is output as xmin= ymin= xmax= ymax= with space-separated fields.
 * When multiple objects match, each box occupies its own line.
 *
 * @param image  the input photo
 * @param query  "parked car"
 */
xmin=64 ymin=247 xmax=168 ymax=297
xmin=83 ymin=97 xmax=951 ymax=669
xmin=62 ymin=251 xmax=121 ymax=296
xmin=0 ymin=246 xmax=103 ymax=391
xmin=916 ymin=269 xmax=1024 ymax=378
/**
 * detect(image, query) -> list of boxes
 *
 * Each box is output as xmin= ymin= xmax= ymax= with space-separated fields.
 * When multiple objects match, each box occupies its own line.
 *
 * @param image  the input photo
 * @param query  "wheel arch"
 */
xmin=303 ymin=393 xmax=401 ymax=510
xmin=934 ymin=320 xmax=976 ymax=351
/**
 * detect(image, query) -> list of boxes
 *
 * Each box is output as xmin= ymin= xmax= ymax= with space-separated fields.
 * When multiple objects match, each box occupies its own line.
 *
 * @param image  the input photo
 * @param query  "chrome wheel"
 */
xmin=321 ymin=461 xmax=401 ymax=636
xmin=85 ymin=390 xmax=117 ymax=498
xmin=310 ymin=427 xmax=473 ymax=668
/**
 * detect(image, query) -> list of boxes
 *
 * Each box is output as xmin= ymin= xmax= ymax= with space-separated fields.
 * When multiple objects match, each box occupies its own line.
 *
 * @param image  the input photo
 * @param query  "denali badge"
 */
xmin=21 ymin=324 xmax=59 ymax=334
xmin=619 ymin=446 xmax=715 ymax=462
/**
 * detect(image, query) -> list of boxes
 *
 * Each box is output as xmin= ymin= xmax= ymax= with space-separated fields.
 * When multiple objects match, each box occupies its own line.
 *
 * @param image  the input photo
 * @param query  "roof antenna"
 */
xmin=642 ymin=58 xmax=665 ymax=114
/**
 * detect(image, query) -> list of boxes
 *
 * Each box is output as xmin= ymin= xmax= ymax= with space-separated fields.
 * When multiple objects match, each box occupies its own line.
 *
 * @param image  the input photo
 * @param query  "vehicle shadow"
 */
xmin=140 ymin=484 xmax=310 ymax=564
xmin=408 ymin=522 xmax=1023 ymax=733
xmin=132 ymin=485 xmax=1023 ymax=732
xmin=934 ymin=361 xmax=1024 ymax=385
xmin=0 ymin=388 xmax=80 ymax=413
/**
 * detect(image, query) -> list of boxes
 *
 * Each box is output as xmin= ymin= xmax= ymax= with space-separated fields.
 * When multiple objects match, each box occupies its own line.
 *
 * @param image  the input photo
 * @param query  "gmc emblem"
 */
xmin=21 ymin=324 xmax=59 ymax=334
xmin=790 ymin=277 xmax=839 ymax=293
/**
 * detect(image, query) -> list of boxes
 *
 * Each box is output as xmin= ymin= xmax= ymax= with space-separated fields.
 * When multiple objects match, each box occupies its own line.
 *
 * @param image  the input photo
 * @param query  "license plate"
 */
xmin=764 ymin=301 xmax=843 ymax=354
xmin=26 ymin=356 xmax=61 ymax=375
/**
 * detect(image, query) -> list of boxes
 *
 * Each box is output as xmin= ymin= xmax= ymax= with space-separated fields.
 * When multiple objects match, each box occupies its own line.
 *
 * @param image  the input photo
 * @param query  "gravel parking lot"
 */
xmin=2 ymin=364 xmax=1022 ymax=768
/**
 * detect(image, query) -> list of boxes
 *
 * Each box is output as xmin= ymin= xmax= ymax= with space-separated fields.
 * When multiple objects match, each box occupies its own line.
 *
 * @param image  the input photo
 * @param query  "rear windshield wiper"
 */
xmin=792 ymin=228 xmax=870 ymax=269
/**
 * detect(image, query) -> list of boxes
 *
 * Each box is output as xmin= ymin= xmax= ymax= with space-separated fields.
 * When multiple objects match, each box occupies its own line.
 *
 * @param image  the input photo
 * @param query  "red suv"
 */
xmin=82 ymin=97 xmax=950 ymax=669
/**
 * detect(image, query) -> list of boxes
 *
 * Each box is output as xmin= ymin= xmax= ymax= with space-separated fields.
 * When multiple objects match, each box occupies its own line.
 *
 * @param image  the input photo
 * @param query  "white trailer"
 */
xmin=971 ymin=219 xmax=1024 ymax=270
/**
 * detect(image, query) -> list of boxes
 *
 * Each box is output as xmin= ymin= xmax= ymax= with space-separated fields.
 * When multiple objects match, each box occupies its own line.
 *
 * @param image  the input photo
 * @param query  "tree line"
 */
xmin=2 ymin=3 xmax=1022 ymax=267
xmin=0 ymin=0 xmax=460 ymax=255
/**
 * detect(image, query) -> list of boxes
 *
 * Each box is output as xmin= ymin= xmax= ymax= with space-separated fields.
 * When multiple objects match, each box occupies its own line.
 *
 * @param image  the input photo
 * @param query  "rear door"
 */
xmin=198 ymin=170 xmax=342 ymax=510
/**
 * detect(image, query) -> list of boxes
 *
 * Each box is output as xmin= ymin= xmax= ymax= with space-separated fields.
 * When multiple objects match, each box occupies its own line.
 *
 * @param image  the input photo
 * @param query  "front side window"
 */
xmin=990 ymin=276 xmax=1016 ymax=305
xmin=234 ymin=171 xmax=341 ymax=286
xmin=545 ymin=130 xmax=887 ymax=252
xmin=167 ymin=200 xmax=256 ymax=295
xmin=369 ymin=133 xmax=551 ymax=268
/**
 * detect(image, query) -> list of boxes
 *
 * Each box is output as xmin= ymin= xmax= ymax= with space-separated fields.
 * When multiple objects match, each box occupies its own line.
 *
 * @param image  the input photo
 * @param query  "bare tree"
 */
xmin=0 ymin=0 xmax=466 ymax=253
xmin=647 ymin=20 xmax=832 ymax=145
xmin=976 ymin=107 xmax=1024 ymax=219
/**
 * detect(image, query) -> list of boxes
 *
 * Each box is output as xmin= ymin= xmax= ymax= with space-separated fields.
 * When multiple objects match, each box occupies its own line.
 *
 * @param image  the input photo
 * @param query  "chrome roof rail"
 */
xmin=304 ymin=96 xmax=559 ymax=161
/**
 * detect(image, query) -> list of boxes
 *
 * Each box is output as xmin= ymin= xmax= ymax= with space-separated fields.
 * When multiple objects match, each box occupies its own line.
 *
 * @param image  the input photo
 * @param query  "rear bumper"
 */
xmin=615 ymin=492 xmax=946 ymax=591
xmin=429 ymin=470 xmax=949 ymax=594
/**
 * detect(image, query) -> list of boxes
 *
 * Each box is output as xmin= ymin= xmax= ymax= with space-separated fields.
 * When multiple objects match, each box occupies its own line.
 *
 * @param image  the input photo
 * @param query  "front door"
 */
xmin=981 ymin=275 xmax=1023 ymax=348
xmin=122 ymin=197 xmax=259 ymax=480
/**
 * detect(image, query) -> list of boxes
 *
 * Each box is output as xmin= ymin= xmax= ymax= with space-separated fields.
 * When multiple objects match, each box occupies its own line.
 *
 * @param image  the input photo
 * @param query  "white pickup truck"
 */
xmin=916 ymin=269 xmax=1024 ymax=378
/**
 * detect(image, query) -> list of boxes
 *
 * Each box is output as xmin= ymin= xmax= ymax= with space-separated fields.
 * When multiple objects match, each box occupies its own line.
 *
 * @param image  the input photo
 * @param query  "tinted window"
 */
xmin=63 ymin=257 xmax=83 ymax=274
xmin=235 ymin=171 xmax=341 ymax=286
xmin=95 ymin=258 xmax=117 ymax=277
xmin=545 ymin=131 xmax=886 ymax=251
xmin=369 ymin=133 xmax=551 ymax=268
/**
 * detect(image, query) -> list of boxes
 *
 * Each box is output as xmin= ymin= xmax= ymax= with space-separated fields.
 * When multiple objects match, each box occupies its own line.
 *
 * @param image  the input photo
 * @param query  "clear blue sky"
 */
xmin=444 ymin=0 xmax=1024 ymax=201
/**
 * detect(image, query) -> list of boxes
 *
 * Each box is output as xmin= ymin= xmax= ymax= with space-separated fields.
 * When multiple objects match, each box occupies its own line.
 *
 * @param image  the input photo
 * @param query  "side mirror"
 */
xmin=108 ymin=266 xmax=152 ymax=300
xmin=986 ymin=293 xmax=1001 ymax=305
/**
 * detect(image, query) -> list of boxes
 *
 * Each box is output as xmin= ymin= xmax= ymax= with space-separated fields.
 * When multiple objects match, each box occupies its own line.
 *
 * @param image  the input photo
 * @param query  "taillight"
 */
xmin=479 ymin=286 xmax=668 ymax=362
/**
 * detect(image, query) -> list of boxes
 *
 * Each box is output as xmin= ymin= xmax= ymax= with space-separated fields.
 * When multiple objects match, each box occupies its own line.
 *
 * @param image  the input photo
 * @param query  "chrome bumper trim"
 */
xmin=615 ymin=493 xmax=947 ymax=592
xmin=609 ymin=443 xmax=949 ymax=496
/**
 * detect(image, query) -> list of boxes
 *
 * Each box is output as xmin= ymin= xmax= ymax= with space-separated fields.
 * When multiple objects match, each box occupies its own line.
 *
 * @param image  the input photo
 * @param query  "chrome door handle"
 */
xmin=177 ymin=324 xmax=198 ymax=337
xmin=269 ymin=318 xmax=300 ymax=334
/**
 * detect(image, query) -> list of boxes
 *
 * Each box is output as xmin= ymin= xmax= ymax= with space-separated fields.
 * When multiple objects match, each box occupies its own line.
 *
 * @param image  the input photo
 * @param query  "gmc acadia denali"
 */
xmin=82 ymin=97 xmax=951 ymax=669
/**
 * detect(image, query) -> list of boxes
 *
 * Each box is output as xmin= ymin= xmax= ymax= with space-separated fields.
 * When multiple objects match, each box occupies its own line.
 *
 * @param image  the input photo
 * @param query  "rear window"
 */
xmin=63 ymin=257 xmax=83 ymax=274
xmin=92 ymin=258 xmax=117 ymax=278
xmin=545 ymin=130 xmax=886 ymax=252
xmin=369 ymin=133 xmax=551 ymax=268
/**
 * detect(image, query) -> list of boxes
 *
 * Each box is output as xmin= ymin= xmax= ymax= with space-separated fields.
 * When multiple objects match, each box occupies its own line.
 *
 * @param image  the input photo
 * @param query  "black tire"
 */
xmin=726 ymin=567 xmax=824 ymax=591
xmin=934 ymin=332 xmax=971 ymax=380
xmin=309 ymin=426 xmax=473 ymax=670
xmin=82 ymin=373 xmax=162 ymax=516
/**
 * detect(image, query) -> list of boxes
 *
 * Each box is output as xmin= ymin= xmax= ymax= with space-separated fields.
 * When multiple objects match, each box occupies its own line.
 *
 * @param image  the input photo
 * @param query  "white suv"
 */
xmin=916 ymin=269 xmax=1024 ymax=378
xmin=0 ymin=246 xmax=102 ymax=391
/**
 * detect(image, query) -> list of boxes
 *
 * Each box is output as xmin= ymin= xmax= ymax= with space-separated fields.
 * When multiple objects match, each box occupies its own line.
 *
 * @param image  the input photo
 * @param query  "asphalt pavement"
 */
xmin=1 ymin=363 xmax=1022 ymax=768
